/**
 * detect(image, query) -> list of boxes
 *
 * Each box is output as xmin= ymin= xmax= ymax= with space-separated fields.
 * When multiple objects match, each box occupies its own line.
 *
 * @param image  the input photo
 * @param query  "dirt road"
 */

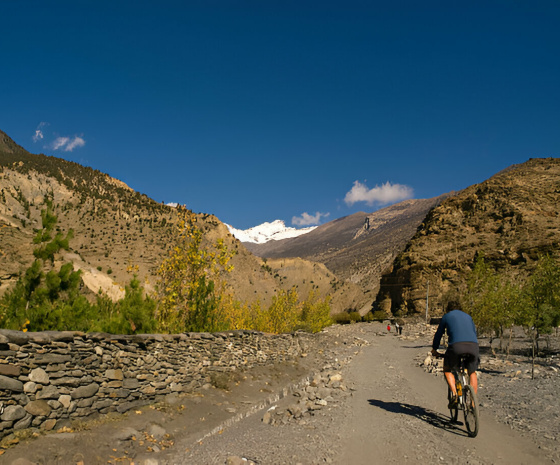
xmin=2 ymin=323 xmax=557 ymax=464
xmin=169 ymin=325 xmax=555 ymax=464
xmin=337 ymin=334 xmax=552 ymax=465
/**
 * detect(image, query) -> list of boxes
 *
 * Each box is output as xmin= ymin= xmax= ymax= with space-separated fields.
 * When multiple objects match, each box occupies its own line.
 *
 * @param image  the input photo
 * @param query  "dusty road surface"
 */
xmin=336 ymin=334 xmax=552 ymax=465
xmin=2 ymin=322 xmax=558 ymax=464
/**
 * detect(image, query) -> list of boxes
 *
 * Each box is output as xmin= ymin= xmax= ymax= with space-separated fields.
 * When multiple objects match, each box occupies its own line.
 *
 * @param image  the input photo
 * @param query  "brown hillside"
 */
xmin=374 ymin=158 xmax=560 ymax=318
xmin=0 ymin=130 xmax=358 ymax=313
xmin=247 ymin=197 xmax=447 ymax=311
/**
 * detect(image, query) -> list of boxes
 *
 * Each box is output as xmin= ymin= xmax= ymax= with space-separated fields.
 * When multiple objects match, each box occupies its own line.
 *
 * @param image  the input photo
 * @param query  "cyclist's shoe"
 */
xmin=448 ymin=395 xmax=458 ymax=409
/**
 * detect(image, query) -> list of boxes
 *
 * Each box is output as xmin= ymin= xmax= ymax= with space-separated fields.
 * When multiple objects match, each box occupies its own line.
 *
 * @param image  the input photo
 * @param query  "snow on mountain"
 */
xmin=226 ymin=220 xmax=317 ymax=244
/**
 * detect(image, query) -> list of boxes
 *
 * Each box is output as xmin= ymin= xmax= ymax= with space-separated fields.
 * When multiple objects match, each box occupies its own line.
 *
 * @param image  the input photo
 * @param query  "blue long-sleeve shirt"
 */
xmin=432 ymin=310 xmax=478 ymax=350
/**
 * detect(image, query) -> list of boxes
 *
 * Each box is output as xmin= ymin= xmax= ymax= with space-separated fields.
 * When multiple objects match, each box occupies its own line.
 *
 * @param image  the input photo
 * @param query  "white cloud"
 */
xmin=52 ymin=137 xmax=70 ymax=150
xmin=344 ymin=180 xmax=413 ymax=206
xmin=52 ymin=135 xmax=86 ymax=152
xmin=65 ymin=136 xmax=85 ymax=151
xmin=292 ymin=211 xmax=330 ymax=226
xmin=33 ymin=130 xmax=44 ymax=142
xmin=32 ymin=122 xmax=49 ymax=143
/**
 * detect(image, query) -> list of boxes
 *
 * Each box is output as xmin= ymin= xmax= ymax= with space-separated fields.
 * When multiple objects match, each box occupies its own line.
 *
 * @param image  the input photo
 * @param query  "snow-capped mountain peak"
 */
xmin=226 ymin=220 xmax=317 ymax=244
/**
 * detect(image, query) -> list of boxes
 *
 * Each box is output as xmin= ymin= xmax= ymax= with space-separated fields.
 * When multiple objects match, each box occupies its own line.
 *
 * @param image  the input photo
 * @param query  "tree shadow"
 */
xmin=367 ymin=399 xmax=467 ymax=437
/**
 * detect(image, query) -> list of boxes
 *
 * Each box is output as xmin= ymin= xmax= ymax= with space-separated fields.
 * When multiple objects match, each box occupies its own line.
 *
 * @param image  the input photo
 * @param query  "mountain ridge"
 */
xmin=246 ymin=197 xmax=450 ymax=308
xmin=0 ymin=129 xmax=365 ymax=314
xmin=374 ymin=157 xmax=560 ymax=317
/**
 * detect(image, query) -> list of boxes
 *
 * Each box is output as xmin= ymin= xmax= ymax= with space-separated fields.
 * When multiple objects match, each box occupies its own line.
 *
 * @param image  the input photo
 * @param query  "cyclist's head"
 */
xmin=446 ymin=300 xmax=461 ymax=313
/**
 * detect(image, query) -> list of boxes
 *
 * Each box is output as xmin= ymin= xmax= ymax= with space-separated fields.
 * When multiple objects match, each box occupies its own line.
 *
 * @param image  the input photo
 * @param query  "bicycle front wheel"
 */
xmin=448 ymin=386 xmax=458 ymax=422
xmin=463 ymin=384 xmax=479 ymax=437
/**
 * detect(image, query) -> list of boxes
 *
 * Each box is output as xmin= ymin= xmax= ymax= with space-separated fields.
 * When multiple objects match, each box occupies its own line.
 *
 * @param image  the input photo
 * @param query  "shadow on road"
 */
xmin=367 ymin=399 xmax=467 ymax=437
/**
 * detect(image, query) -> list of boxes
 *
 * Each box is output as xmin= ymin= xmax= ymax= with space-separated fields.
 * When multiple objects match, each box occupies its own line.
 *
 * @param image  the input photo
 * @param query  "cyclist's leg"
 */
xmin=462 ymin=343 xmax=480 ymax=394
xmin=445 ymin=372 xmax=456 ymax=395
xmin=444 ymin=348 xmax=458 ymax=399
xmin=468 ymin=371 xmax=478 ymax=394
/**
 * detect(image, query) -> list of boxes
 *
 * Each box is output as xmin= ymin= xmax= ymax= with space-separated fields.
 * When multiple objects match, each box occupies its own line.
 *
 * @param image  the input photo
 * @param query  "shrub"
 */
xmin=371 ymin=310 xmax=388 ymax=321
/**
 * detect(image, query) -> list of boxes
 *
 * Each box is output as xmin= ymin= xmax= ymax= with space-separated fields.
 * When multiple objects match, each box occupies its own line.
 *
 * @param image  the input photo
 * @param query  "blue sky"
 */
xmin=2 ymin=1 xmax=559 ymax=229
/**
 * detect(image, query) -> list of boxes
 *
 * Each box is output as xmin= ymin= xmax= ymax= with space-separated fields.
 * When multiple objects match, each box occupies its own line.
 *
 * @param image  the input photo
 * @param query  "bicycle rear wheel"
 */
xmin=463 ymin=384 xmax=479 ymax=437
xmin=448 ymin=386 xmax=458 ymax=422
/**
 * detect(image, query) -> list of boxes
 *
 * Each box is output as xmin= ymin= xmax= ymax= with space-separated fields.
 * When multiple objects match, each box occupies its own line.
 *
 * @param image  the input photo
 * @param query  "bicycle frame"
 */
xmin=448 ymin=355 xmax=479 ymax=437
xmin=451 ymin=359 xmax=469 ymax=407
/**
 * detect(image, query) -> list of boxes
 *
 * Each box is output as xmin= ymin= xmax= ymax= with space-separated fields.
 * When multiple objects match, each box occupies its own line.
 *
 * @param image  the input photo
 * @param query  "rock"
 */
xmin=36 ymin=385 xmax=60 ymax=400
xmin=287 ymin=404 xmax=305 ymax=419
xmin=92 ymin=399 xmax=113 ymax=410
xmin=23 ymin=381 xmax=38 ymax=394
xmin=226 ymin=456 xmax=256 ymax=465
xmin=13 ymin=414 xmax=32 ymax=430
xmin=47 ymin=400 xmax=62 ymax=409
xmin=42 ymin=418 xmax=57 ymax=431
xmin=1 ymin=405 xmax=26 ymax=422
xmin=105 ymin=369 xmax=123 ymax=380
xmin=29 ymin=367 xmax=50 ymax=384
xmin=317 ymin=387 xmax=332 ymax=399
xmin=114 ymin=426 xmax=141 ymax=441
xmin=0 ymin=375 xmax=23 ymax=392
xmin=0 ymin=364 xmax=20 ymax=377
xmin=33 ymin=354 xmax=71 ymax=364
xmin=71 ymin=383 xmax=99 ymax=399
xmin=51 ymin=377 xmax=81 ymax=387
xmin=147 ymin=423 xmax=167 ymax=440
xmin=123 ymin=378 xmax=140 ymax=389
xmin=262 ymin=411 xmax=273 ymax=425
xmin=58 ymin=395 xmax=72 ymax=409
xmin=77 ymin=398 xmax=95 ymax=408
xmin=116 ymin=400 xmax=144 ymax=413
xmin=24 ymin=400 xmax=52 ymax=416
xmin=329 ymin=373 xmax=343 ymax=383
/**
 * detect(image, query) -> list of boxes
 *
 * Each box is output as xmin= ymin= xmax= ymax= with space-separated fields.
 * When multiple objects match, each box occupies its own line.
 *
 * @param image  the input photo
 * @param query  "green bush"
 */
xmin=332 ymin=311 xmax=361 ymax=325
xmin=371 ymin=310 xmax=388 ymax=321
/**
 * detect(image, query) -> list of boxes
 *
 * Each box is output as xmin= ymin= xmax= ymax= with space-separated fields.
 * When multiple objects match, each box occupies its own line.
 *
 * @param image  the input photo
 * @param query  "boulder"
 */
xmin=71 ymin=383 xmax=99 ymax=399
xmin=25 ymin=400 xmax=52 ymax=416
xmin=29 ymin=367 xmax=50 ymax=384
xmin=1 ymin=405 xmax=26 ymax=422
xmin=0 ymin=375 xmax=23 ymax=392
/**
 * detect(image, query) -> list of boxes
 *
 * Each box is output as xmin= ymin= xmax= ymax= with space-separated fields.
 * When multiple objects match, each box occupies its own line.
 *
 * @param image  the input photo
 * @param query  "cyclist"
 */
xmin=431 ymin=300 xmax=479 ymax=408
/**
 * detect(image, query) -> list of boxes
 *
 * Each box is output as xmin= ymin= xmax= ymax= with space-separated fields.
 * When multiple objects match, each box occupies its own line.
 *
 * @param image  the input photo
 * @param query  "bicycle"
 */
xmin=435 ymin=352 xmax=479 ymax=438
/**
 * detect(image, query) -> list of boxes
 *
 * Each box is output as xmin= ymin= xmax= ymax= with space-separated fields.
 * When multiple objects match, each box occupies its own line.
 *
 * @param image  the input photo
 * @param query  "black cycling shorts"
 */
xmin=444 ymin=342 xmax=480 ymax=373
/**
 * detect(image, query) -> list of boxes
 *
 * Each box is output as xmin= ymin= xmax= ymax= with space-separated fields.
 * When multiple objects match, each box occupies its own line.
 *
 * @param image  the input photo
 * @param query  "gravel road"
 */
xmin=2 ymin=322 xmax=559 ymax=464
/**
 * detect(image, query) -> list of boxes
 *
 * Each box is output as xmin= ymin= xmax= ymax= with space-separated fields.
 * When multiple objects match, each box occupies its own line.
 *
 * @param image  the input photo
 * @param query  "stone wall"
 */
xmin=0 ymin=329 xmax=310 ymax=439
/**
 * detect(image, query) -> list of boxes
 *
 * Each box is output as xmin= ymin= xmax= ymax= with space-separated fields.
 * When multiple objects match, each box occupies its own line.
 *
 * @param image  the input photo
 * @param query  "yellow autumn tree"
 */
xmin=263 ymin=288 xmax=301 ymax=334
xmin=155 ymin=209 xmax=234 ymax=333
xmin=299 ymin=290 xmax=332 ymax=333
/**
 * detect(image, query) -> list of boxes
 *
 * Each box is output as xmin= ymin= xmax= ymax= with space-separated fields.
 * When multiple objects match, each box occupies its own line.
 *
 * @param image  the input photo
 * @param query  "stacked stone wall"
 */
xmin=0 ymin=329 xmax=309 ymax=438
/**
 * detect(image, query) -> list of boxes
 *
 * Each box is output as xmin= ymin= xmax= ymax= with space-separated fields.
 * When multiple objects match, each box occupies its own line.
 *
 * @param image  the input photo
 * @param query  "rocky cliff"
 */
xmin=374 ymin=158 xmax=560 ymax=317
